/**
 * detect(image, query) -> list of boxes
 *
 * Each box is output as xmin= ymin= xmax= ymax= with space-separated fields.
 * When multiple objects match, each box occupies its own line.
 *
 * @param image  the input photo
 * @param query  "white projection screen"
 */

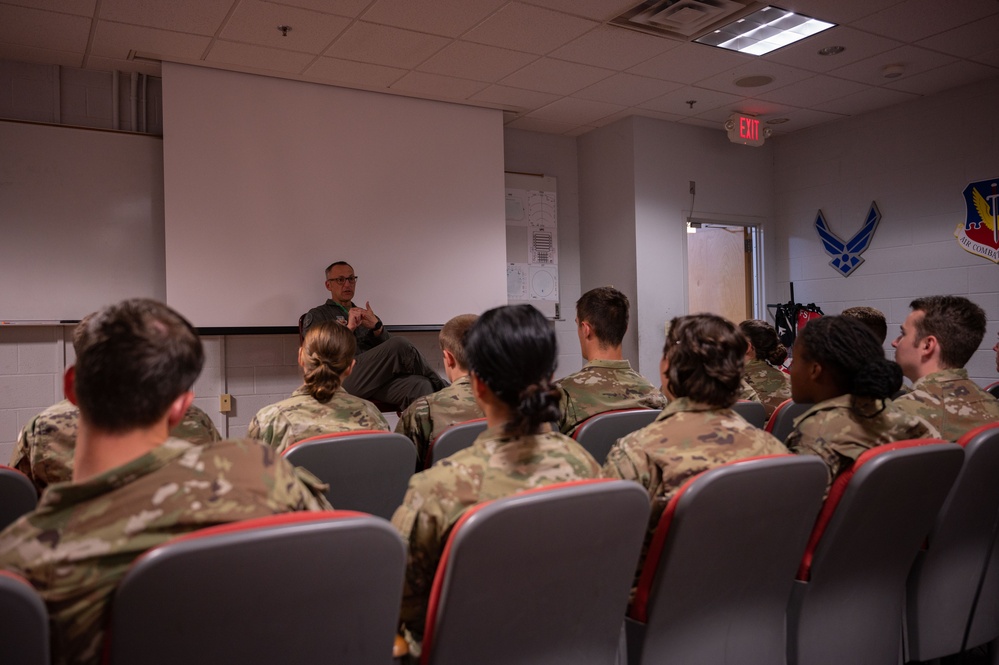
xmin=162 ymin=63 xmax=507 ymax=328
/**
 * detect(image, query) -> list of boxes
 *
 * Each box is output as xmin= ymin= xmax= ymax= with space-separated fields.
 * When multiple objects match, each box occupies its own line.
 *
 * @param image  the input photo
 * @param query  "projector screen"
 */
xmin=162 ymin=63 xmax=507 ymax=328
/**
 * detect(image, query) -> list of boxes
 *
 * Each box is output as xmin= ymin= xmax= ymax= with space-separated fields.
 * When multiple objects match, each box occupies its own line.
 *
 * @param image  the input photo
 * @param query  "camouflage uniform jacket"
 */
xmin=9 ymin=400 xmax=221 ymax=494
xmin=247 ymin=386 xmax=389 ymax=454
xmin=602 ymin=397 xmax=787 ymax=574
xmin=737 ymin=376 xmax=762 ymax=403
xmin=786 ymin=394 xmax=941 ymax=494
xmin=0 ymin=437 xmax=331 ymax=665
xmin=556 ymin=359 xmax=666 ymax=436
xmin=394 ymin=375 xmax=484 ymax=465
xmin=892 ymin=368 xmax=999 ymax=441
xmin=742 ymin=359 xmax=791 ymax=419
xmin=391 ymin=424 xmax=601 ymax=647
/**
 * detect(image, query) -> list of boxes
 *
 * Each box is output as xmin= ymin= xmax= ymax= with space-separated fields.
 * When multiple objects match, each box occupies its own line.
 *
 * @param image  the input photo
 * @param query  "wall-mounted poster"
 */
xmin=956 ymin=178 xmax=999 ymax=264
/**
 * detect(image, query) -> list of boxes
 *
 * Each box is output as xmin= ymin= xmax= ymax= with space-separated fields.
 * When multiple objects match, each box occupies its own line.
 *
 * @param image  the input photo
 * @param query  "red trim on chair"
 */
xmin=571 ymin=409 xmax=657 ymax=441
xmin=281 ymin=431 xmax=391 ymax=457
xmin=628 ymin=454 xmax=789 ymax=623
xmin=0 ymin=569 xmax=34 ymax=589
xmin=764 ymin=399 xmax=794 ymax=433
xmin=795 ymin=439 xmax=946 ymax=581
xmin=419 ymin=478 xmax=614 ymax=665
xmin=957 ymin=422 xmax=999 ymax=447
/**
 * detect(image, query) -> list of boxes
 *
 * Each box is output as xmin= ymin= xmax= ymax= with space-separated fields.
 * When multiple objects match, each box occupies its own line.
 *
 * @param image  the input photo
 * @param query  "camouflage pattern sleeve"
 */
xmin=737 ymin=377 xmax=761 ymax=402
xmin=169 ymin=404 xmax=221 ymax=444
xmin=9 ymin=422 xmax=35 ymax=485
xmin=602 ymin=434 xmax=656 ymax=499
xmin=395 ymin=397 xmax=433 ymax=463
xmin=786 ymin=417 xmax=842 ymax=491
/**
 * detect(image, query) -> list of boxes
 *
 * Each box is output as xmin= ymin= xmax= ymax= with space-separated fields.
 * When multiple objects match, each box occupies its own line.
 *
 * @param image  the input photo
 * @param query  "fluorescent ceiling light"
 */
xmin=694 ymin=6 xmax=835 ymax=56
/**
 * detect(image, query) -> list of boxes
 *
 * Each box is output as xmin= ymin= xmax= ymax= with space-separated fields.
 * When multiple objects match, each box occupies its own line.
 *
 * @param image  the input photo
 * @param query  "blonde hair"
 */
xmin=439 ymin=314 xmax=478 ymax=370
xmin=301 ymin=321 xmax=356 ymax=403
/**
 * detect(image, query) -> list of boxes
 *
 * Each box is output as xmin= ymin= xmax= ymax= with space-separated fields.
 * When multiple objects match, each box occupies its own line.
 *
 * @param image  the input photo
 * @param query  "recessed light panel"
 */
xmin=694 ymin=6 xmax=835 ymax=56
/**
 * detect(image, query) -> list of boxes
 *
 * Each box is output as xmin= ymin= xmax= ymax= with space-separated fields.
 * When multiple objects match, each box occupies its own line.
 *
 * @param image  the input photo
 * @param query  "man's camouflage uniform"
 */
xmin=892 ymin=368 xmax=999 ymax=441
xmin=391 ymin=425 xmax=600 ymax=653
xmin=0 ymin=437 xmax=331 ymax=665
xmin=556 ymin=359 xmax=666 ymax=437
xmin=786 ymin=394 xmax=941 ymax=494
xmin=743 ymin=359 xmax=792 ymax=419
xmin=9 ymin=400 xmax=221 ymax=493
xmin=248 ymin=386 xmax=389 ymax=454
xmin=394 ymin=375 xmax=483 ymax=465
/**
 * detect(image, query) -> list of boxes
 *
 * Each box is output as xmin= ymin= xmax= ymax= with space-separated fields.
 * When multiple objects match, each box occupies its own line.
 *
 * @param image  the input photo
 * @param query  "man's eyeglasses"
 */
xmin=327 ymin=276 xmax=358 ymax=285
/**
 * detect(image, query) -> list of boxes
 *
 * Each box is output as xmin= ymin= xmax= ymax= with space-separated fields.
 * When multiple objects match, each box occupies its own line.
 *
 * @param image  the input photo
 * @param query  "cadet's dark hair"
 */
xmin=576 ymin=287 xmax=629 ymax=348
xmin=664 ymin=314 xmax=747 ymax=408
xmin=71 ymin=313 xmax=95 ymax=357
xmin=301 ymin=321 xmax=356 ymax=404
xmin=439 ymin=314 xmax=478 ymax=370
xmin=465 ymin=304 xmax=560 ymax=436
xmin=910 ymin=295 xmax=986 ymax=368
xmin=797 ymin=315 xmax=902 ymax=399
xmin=74 ymin=299 xmax=204 ymax=433
xmin=324 ymin=261 xmax=352 ymax=278
xmin=739 ymin=319 xmax=788 ymax=366
xmin=841 ymin=306 xmax=888 ymax=344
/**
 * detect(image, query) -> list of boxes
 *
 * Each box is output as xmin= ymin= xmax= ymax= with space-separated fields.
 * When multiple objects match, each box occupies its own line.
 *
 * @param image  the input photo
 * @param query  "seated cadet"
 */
xmin=0 ymin=299 xmax=330 ymax=665
xmin=841 ymin=305 xmax=888 ymax=344
xmin=248 ymin=320 xmax=388 ymax=453
xmin=891 ymin=296 xmax=999 ymax=440
xmin=302 ymin=261 xmax=447 ymax=408
xmin=395 ymin=314 xmax=484 ymax=465
xmin=786 ymin=315 xmax=939 ymax=494
xmin=391 ymin=304 xmax=601 ymax=655
xmin=8 ymin=315 xmax=220 ymax=494
xmin=739 ymin=319 xmax=791 ymax=419
xmin=603 ymin=314 xmax=787 ymax=575
xmin=556 ymin=287 xmax=665 ymax=436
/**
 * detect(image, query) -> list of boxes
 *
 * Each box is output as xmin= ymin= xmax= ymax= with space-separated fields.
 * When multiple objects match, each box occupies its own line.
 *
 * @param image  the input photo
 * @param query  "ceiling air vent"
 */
xmin=611 ymin=0 xmax=756 ymax=40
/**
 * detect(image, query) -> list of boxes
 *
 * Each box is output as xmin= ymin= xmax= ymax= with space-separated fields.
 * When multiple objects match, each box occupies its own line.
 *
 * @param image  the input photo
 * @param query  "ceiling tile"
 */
xmin=204 ymin=40 xmax=316 ymax=73
xmin=627 ymin=42 xmax=750 ymax=85
xmin=776 ymin=0 xmax=902 ymax=24
xmin=766 ymin=107 xmax=848 ymax=131
xmin=851 ymin=0 xmax=999 ymax=43
xmin=361 ymin=0 xmax=507 ymax=38
xmin=971 ymin=48 xmax=999 ymax=68
xmin=572 ymin=73 xmax=683 ymax=106
xmin=916 ymin=13 xmax=999 ymax=59
xmin=828 ymin=45 xmax=958 ymax=86
xmin=92 ymin=21 xmax=212 ymax=61
xmin=98 ymin=0 xmax=234 ymax=36
xmin=324 ymin=22 xmax=451 ymax=68
xmin=548 ymin=25 xmax=680 ymax=70
xmin=817 ymin=84 xmax=920 ymax=115
xmin=677 ymin=116 xmax=721 ymax=130
xmin=886 ymin=60 xmax=999 ymax=95
xmin=527 ymin=97 xmax=624 ymax=124
xmin=389 ymin=70 xmax=489 ymax=99
xmin=499 ymin=57 xmax=612 ymax=95
xmin=505 ymin=114 xmax=577 ymax=133
xmin=462 ymin=2 xmax=598 ymax=55
xmin=87 ymin=54 xmax=161 ymax=75
xmin=469 ymin=83 xmax=560 ymax=110
xmin=639 ymin=85 xmax=743 ymax=115
xmin=0 ymin=42 xmax=83 ymax=67
xmin=695 ymin=99 xmax=796 ymax=123
xmin=0 ymin=5 xmax=90 ymax=52
xmin=765 ymin=27 xmax=903 ymax=73
xmin=304 ymin=56 xmax=406 ymax=87
xmin=564 ymin=124 xmax=596 ymax=136
xmin=757 ymin=74 xmax=869 ymax=108
xmin=1 ymin=0 xmax=96 ymax=17
xmin=220 ymin=1 xmax=352 ymax=54
xmin=520 ymin=0 xmax=638 ymax=22
xmin=629 ymin=108 xmax=687 ymax=124
xmin=264 ymin=0 xmax=372 ymax=18
xmin=418 ymin=40 xmax=537 ymax=82
xmin=695 ymin=60 xmax=814 ymax=97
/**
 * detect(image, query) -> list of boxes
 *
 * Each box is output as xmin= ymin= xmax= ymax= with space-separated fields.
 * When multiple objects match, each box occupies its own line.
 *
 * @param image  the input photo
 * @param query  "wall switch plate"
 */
xmin=220 ymin=394 xmax=232 ymax=413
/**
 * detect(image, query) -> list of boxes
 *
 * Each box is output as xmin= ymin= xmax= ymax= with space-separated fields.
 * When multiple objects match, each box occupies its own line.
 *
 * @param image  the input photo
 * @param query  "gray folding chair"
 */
xmin=986 ymin=381 xmax=999 ymax=399
xmin=764 ymin=399 xmax=812 ymax=442
xmin=732 ymin=400 xmax=767 ymax=429
xmin=282 ymin=431 xmax=416 ymax=519
xmin=107 ymin=511 xmax=405 ymax=665
xmin=426 ymin=418 xmax=488 ymax=468
xmin=572 ymin=409 xmax=661 ymax=465
xmin=0 ymin=571 xmax=49 ymax=665
xmin=0 ymin=465 xmax=38 ymax=531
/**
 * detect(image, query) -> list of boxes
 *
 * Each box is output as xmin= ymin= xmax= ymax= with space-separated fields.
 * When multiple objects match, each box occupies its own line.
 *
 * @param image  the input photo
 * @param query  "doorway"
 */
xmin=686 ymin=221 xmax=760 ymax=323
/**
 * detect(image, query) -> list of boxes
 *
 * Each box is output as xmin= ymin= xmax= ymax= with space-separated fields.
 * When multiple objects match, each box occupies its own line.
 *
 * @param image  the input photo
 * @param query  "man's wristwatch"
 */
xmin=372 ymin=319 xmax=383 ymax=332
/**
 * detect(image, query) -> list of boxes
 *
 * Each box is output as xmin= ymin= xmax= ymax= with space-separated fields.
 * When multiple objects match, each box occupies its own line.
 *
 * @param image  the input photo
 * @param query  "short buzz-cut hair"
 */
xmin=325 ymin=261 xmax=352 ymax=278
xmin=438 ymin=314 xmax=478 ymax=370
xmin=910 ymin=295 xmax=987 ymax=369
xmin=841 ymin=306 xmax=888 ymax=344
xmin=576 ymin=287 xmax=629 ymax=348
xmin=74 ymin=299 xmax=204 ymax=433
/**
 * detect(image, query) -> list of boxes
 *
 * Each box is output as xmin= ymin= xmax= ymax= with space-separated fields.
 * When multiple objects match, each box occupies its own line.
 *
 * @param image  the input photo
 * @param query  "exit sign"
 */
xmin=725 ymin=113 xmax=771 ymax=147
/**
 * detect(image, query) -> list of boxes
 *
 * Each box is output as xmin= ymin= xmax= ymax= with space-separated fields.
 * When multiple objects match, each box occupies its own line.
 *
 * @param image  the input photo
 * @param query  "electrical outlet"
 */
xmin=689 ymin=180 xmax=696 ymax=196
xmin=219 ymin=394 xmax=232 ymax=413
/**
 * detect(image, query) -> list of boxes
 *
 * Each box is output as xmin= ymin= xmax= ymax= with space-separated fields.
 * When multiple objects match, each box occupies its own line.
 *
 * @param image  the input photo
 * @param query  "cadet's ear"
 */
xmin=442 ymin=349 xmax=457 ymax=370
xmin=166 ymin=392 xmax=195 ymax=429
xmin=64 ymin=366 xmax=78 ymax=405
xmin=342 ymin=358 xmax=356 ymax=380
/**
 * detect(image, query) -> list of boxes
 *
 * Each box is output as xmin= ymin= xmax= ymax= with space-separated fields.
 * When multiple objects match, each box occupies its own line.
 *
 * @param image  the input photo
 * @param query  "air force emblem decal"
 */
xmin=955 ymin=179 xmax=999 ymax=264
xmin=814 ymin=202 xmax=881 ymax=277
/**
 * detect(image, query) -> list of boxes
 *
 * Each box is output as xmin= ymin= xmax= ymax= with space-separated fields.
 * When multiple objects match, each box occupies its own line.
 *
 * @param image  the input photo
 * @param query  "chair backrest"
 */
xmin=0 ymin=571 xmax=49 ymax=665
xmin=0 ymin=465 xmax=38 ymax=531
xmin=106 ymin=511 xmax=405 ymax=665
xmin=764 ymin=399 xmax=812 ymax=442
xmin=426 ymin=418 xmax=488 ymax=468
xmin=282 ymin=431 xmax=416 ymax=519
xmin=788 ymin=440 xmax=964 ymax=665
xmin=420 ymin=479 xmax=649 ymax=665
xmin=731 ymin=400 xmax=767 ymax=429
xmin=572 ymin=409 xmax=661 ymax=465
xmin=627 ymin=455 xmax=827 ymax=665
xmin=905 ymin=423 xmax=999 ymax=660
xmin=985 ymin=381 xmax=999 ymax=399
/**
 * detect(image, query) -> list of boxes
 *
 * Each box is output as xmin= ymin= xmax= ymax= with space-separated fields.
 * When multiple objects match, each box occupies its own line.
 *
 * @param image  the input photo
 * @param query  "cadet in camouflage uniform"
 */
xmin=739 ymin=320 xmax=791 ymax=419
xmin=787 ymin=315 xmax=939 ymax=493
xmin=395 ymin=314 xmax=483 ymax=465
xmin=891 ymin=296 xmax=999 ymax=440
xmin=391 ymin=305 xmax=601 ymax=654
xmin=0 ymin=299 xmax=330 ymax=665
xmin=556 ymin=287 xmax=665 ymax=436
xmin=248 ymin=320 xmax=388 ymax=453
xmin=603 ymin=314 xmax=786 ymax=576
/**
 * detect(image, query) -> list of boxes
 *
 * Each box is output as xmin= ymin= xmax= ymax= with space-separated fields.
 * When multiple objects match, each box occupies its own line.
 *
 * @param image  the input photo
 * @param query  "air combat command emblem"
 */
xmin=955 ymin=179 xmax=999 ymax=263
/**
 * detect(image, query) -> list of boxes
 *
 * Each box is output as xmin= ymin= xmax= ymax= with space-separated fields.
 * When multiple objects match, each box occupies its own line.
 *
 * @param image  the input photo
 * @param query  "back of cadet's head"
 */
xmin=664 ymin=314 xmax=747 ymax=408
xmin=910 ymin=295 xmax=986 ymax=368
xmin=576 ymin=286 xmax=629 ymax=348
xmin=797 ymin=315 xmax=901 ymax=399
xmin=74 ymin=299 xmax=204 ymax=433
xmin=738 ymin=319 xmax=788 ymax=366
xmin=301 ymin=321 xmax=356 ymax=403
xmin=465 ymin=304 xmax=559 ymax=435
xmin=841 ymin=306 xmax=888 ymax=344
xmin=439 ymin=314 xmax=478 ymax=370
xmin=71 ymin=313 xmax=96 ymax=357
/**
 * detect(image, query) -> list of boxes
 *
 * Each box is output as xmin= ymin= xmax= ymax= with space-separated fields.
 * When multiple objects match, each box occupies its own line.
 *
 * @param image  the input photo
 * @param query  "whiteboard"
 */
xmin=0 ymin=120 xmax=165 ymax=322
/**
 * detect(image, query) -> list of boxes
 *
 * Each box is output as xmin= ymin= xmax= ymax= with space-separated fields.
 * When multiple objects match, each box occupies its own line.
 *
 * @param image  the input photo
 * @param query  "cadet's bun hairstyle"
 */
xmin=797 ymin=315 xmax=902 ymax=399
xmin=465 ymin=304 xmax=560 ymax=436
xmin=665 ymin=314 xmax=747 ymax=408
xmin=301 ymin=321 xmax=357 ymax=404
xmin=739 ymin=319 xmax=788 ymax=366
